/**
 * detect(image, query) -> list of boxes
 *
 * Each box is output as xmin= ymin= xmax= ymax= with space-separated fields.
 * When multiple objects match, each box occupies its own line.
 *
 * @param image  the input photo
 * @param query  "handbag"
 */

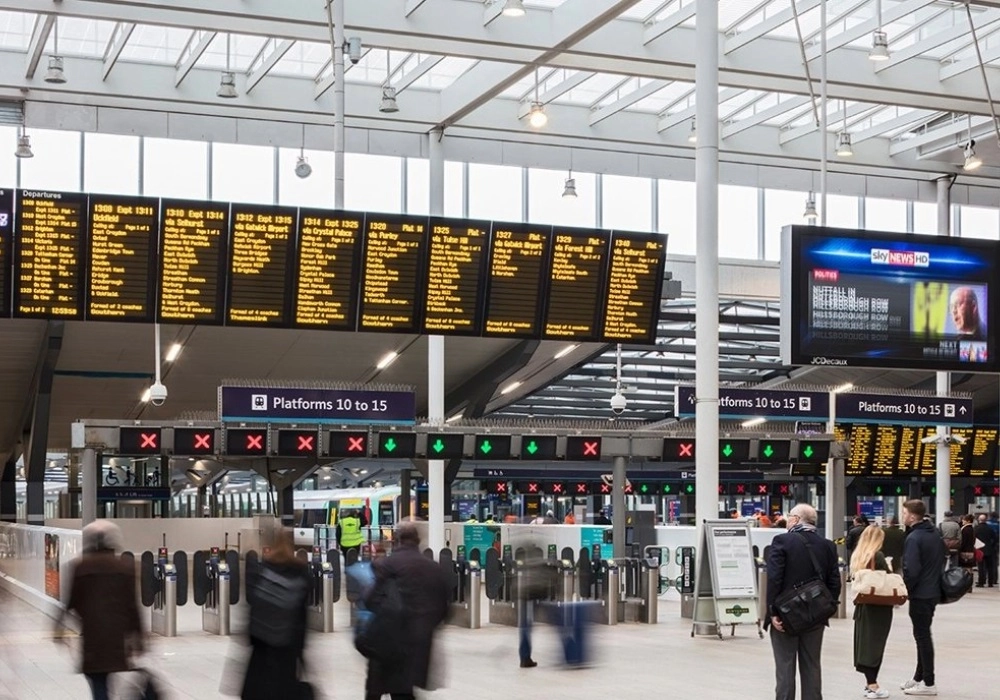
xmin=850 ymin=561 xmax=907 ymax=606
xmin=940 ymin=562 xmax=973 ymax=604
xmin=772 ymin=533 xmax=839 ymax=636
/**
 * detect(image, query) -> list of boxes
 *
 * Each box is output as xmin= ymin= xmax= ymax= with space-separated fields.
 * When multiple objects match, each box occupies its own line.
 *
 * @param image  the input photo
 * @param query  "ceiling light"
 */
xmin=294 ymin=155 xmax=312 ymax=179
xmin=963 ymin=142 xmax=982 ymax=172
xmin=376 ymin=351 xmax=398 ymax=370
xmin=803 ymin=193 xmax=818 ymax=221
xmin=44 ymin=55 xmax=66 ymax=84
xmin=502 ymin=0 xmax=526 ymax=17
xmin=528 ymin=101 xmax=547 ymax=129
xmin=687 ymin=118 xmax=697 ymax=144
xmin=141 ymin=387 xmax=151 ymax=403
xmin=554 ymin=344 xmax=578 ymax=360
xmin=741 ymin=417 xmax=766 ymax=428
xmin=14 ymin=133 xmax=33 ymax=159
xmin=446 ymin=413 xmax=463 ymax=423
xmin=832 ymin=382 xmax=854 ymax=394
xmin=500 ymin=381 xmax=522 ymax=395
xmin=379 ymin=85 xmax=399 ymax=113
xmin=165 ymin=343 xmax=182 ymax=362
xmin=562 ymin=175 xmax=577 ymax=198
xmin=869 ymin=30 xmax=890 ymax=61
xmin=217 ymin=71 xmax=238 ymax=99
xmin=835 ymin=130 xmax=853 ymax=157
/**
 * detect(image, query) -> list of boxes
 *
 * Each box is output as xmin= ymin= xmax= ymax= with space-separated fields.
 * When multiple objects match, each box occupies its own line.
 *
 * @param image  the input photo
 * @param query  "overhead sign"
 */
xmin=835 ymin=393 xmax=973 ymax=427
xmin=219 ymin=386 xmax=415 ymax=425
xmin=674 ymin=386 xmax=829 ymax=421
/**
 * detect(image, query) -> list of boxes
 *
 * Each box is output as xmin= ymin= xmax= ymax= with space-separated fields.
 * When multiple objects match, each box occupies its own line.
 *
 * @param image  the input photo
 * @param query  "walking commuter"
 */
xmin=338 ymin=509 xmax=365 ymax=561
xmin=765 ymin=503 xmax=841 ymax=700
xmin=593 ymin=510 xmax=611 ymax=525
xmin=56 ymin=520 xmax=144 ymax=700
xmin=881 ymin=516 xmax=906 ymax=573
xmin=901 ymin=499 xmax=946 ymax=696
xmin=851 ymin=526 xmax=895 ymax=699
xmin=242 ymin=528 xmax=312 ymax=700
xmin=974 ymin=514 xmax=998 ymax=587
xmin=363 ymin=523 xmax=450 ymax=700
xmin=563 ymin=511 xmax=576 ymax=525
xmin=516 ymin=553 xmax=559 ymax=669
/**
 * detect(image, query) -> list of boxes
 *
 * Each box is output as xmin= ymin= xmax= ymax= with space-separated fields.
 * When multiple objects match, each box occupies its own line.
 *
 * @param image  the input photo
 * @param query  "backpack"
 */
xmin=249 ymin=565 xmax=309 ymax=647
xmin=354 ymin=576 xmax=407 ymax=662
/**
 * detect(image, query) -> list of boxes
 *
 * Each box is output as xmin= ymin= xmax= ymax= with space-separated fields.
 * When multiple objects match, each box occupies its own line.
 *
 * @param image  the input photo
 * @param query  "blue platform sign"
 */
xmin=674 ymin=386 xmax=830 ymax=421
xmin=835 ymin=393 xmax=973 ymax=427
xmin=219 ymin=386 xmax=415 ymax=425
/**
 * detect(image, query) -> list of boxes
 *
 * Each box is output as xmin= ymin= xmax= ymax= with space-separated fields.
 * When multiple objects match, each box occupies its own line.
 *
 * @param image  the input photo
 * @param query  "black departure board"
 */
xmin=0 ymin=189 xmax=12 ymax=318
xmin=422 ymin=217 xmax=488 ymax=335
xmin=13 ymin=189 xmax=86 ymax=319
xmin=543 ymin=227 xmax=609 ymax=341
xmin=845 ymin=423 xmax=874 ymax=475
xmin=226 ymin=204 xmax=296 ymax=327
xmin=893 ymin=426 xmax=923 ymax=475
xmin=602 ymin=232 xmax=666 ymax=343
xmin=294 ymin=209 xmax=363 ymax=330
xmin=359 ymin=214 xmax=425 ymax=333
xmin=158 ymin=199 xmax=228 ymax=325
xmin=483 ymin=222 xmax=551 ymax=338
xmin=916 ymin=428 xmax=970 ymax=477
xmin=968 ymin=427 xmax=998 ymax=477
xmin=86 ymin=194 xmax=158 ymax=322
xmin=869 ymin=425 xmax=901 ymax=476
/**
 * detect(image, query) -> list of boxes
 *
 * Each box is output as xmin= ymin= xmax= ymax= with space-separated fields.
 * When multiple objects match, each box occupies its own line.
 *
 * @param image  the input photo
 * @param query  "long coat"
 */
xmin=65 ymin=551 xmax=143 ymax=674
xmin=853 ymin=551 xmax=893 ymax=669
xmin=764 ymin=527 xmax=841 ymax=630
xmin=365 ymin=545 xmax=450 ymax=696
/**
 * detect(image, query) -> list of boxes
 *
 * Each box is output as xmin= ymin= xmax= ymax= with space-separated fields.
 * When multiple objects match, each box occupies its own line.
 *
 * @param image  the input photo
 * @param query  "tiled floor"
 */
xmin=1 ymin=586 xmax=996 ymax=699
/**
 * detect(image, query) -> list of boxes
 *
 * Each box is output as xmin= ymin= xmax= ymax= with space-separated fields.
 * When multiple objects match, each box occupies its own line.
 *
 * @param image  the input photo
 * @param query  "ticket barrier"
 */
xmin=446 ymin=547 xmax=481 ymax=629
xmin=577 ymin=549 xmax=619 ymax=626
xmin=485 ymin=546 xmax=518 ymax=627
xmin=194 ymin=547 xmax=240 ymax=636
xmin=307 ymin=547 xmax=340 ymax=633
xmin=138 ymin=547 xmax=187 ymax=638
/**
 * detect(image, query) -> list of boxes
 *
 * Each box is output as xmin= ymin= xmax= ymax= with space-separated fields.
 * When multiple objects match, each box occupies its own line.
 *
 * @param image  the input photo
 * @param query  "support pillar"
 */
xmin=82 ymin=447 xmax=97 ymax=526
xmin=694 ymin=0 xmax=720 ymax=529
xmin=197 ymin=486 xmax=206 ymax=517
xmin=427 ymin=126 xmax=446 ymax=555
xmin=331 ymin=0 xmax=345 ymax=209
xmin=399 ymin=469 xmax=411 ymax=520
xmin=1 ymin=459 xmax=15 ymax=523
xmin=935 ymin=176 xmax=953 ymax=522
xmin=279 ymin=485 xmax=294 ymax=527
xmin=612 ymin=456 xmax=627 ymax=558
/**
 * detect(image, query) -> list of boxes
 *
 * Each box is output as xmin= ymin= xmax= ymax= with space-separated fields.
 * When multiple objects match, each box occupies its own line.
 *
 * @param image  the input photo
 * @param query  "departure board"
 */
xmin=601 ymin=232 xmax=666 ymax=343
xmin=86 ymin=194 xmax=158 ymax=322
xmin=893 ymin=426 xmax=924 ymax=475
xmin=969 ymin=427 xmax=998 ymax=477
xmin=158 ymin=199 xmax=228 ymax=324
xmin=869 ymin=425 xmax=902 ymax=476
xmin=910 ymin=427 xmax=968 ymax=477
xmin=226 ymin=204 xmax=296 ymax=327
xmin=484 ymin=222 xmax=551 ymax=338
xmin=294 ymin=209 xmax=363 ymax=330
xmin=845 ymin=423 xmax=875 ymax=475
xmin=422 ymin=217 xmax=488 ymax=335
xmin=0 ymin=189 xmax=12 ymax=318
xmin=359 ymin=214 xmax=425 ymax=333
xmin=13 ymin=189 xmax=86 ymax=319
xmin=543 ymin=227 xmax=609 ymax=341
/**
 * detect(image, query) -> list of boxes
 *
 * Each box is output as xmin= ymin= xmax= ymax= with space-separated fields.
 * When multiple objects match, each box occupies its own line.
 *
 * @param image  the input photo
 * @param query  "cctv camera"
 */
xmin=610 ymin=392 xmax=627 ymax=415
xmin=148 ymin=382 xmax=168 ymax=407
xmin=294 ymin=155 xmax=312 ymax=179
xmin=346 ymin=37 xmax=362 ymax=64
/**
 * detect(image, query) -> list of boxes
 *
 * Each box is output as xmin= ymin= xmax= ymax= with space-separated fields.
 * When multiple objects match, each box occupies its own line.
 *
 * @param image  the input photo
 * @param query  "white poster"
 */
xmin=710 ymin=527 xmax=757 ymax=597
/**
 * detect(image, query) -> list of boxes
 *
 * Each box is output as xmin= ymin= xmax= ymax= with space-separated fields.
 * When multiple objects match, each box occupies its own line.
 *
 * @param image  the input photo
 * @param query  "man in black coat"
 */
xmin=765 ymin=503 xmax=841 ymax=700
xmin=900 ymin=499 xmax=946 ymax=697
xmin=974 ymin=514 xmax=997 ymax=587
xmin=364 ymin=524 xmax=450 ymax=700
xmin=881 ymin=516 xmax=907 ymax=573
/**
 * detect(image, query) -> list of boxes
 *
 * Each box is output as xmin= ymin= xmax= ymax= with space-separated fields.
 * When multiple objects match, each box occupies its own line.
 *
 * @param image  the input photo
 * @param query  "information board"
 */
xmin=14 ymin=189 xmax=86 ymax=319
xmin=483 ymin=222 xmax=550 ymax=338
xmin=543 ymin=227 xmax=608 ymax=340
xmin=86 ymin=194 xmax=158 ymax=322
xmin=422 ymin=217 xmax=488 ymax=335
xmin=602 ymin=232 xmax=667 ymax=343
xmin=692 ymin=519 xmax=761 ymax=638
xmin=968 ymin=427 xmax=999 ymax=477
xmin=359 ymin=214 xmax=425 ymax=333
xmin=782 ymin=225 xmax=999 ymax=371
xmin=0 ymin=189 xmax=13 ymax=318
xmin=293 ymin=209 xmax=363 ymax=330
xmin=158 ymin=199 xmax=228 ymax=324
xmin=226 ymin=204 xmax=296 ymax=327
xmin=868 ymin=425 xmax=902 ymax=477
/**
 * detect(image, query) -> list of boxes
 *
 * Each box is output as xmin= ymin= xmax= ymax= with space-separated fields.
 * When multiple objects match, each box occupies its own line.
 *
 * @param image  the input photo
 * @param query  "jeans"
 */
xmin=84 ymin=673 xmax=109 ymax=700
xmin=908 ymin=598 xmax=937 ymax=687
xmin=518 ymin=599 xmax=533 ymax=662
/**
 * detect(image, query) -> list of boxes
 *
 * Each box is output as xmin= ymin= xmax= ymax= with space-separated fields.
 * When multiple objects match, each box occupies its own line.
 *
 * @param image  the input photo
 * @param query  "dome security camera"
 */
xmin=148 ymin=382 xmax=168 ymax=407
xmin=346 ymin=37 xmax=363 ymax=64
xmin=610 ymin=392 xmax=627 ymax=415
xmin=294 ymin=155 xmax=312 ymax=179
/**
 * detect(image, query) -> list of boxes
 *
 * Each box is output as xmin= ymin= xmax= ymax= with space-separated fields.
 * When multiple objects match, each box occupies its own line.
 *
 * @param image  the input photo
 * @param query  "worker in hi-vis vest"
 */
xmin=337 ymin=509 xmax=364 ymax=558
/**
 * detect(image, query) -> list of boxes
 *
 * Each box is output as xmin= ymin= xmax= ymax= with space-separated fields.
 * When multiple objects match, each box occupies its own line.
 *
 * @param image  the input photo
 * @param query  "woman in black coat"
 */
xmin=851 ymin=525 xmax=894 ymax=699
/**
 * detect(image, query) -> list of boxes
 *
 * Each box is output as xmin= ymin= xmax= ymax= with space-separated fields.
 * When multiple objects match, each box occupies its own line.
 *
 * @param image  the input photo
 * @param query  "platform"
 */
xmin=0 ymin=586 xmax=995 ymax=699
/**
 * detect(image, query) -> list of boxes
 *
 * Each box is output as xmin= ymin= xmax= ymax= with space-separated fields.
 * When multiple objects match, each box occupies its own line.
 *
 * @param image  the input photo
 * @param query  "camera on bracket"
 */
xmin=148 ymin=382 xmax=168 ymax=407
xmin=610 ymin=392 xmax=627 ymax=416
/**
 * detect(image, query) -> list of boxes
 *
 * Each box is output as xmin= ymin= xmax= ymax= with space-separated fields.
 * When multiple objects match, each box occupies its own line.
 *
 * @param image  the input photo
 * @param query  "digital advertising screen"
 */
xmin=781 ymin=225 xmax=999 ymax=371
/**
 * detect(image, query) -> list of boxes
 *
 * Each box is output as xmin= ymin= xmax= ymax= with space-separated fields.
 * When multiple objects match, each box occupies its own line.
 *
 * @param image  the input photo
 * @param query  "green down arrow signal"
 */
xmin=802 ymin=444 xmax=814 ymax=459
xmin=525 ymin=440 xmax=539 ymax=455
xmin=384 ymin=437 xmax=397 ymax=453
xmin=640 ymin=484 xmax=649 ymax=494
xmin=479 ymin=440 xmax=492 ymax=455
xmin=685 ymin=484 xmax=694 ymax=494
xmin=431 ymin=439 xmax=445 ymax=454
xmin=722 ymin=443 xmax=734 ymax=458
xmin=763 ymin=444 xmax=774 ymax=458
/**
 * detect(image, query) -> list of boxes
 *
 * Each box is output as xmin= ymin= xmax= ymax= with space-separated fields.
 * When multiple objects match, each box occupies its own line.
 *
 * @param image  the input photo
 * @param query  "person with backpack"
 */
xmin=937 ymin=511 xmax=960 ymax=563
xmin=242 ymin=528 xmax=312 ymax=700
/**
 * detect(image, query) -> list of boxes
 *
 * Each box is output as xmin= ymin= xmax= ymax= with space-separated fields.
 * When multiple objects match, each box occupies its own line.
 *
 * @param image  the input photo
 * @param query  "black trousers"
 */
xmin=856 ymin=663 xmax=881 ymax=685
xmin=84 ymin=672 xmax=110 ymax=700
xmin=978 ymin=553 xmax=997 ymax=586
xmin=908 ymin=598 xmax=937 ymax=687
xmin=770 ymin=625 xmax=825 ymax=700
xmin=365 ymin=694 xmax=414 ymax=700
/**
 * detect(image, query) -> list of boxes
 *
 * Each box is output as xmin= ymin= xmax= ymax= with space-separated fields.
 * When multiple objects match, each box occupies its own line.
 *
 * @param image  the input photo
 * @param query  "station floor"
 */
xmin=0 ymin=586 xmax=996 ymax=699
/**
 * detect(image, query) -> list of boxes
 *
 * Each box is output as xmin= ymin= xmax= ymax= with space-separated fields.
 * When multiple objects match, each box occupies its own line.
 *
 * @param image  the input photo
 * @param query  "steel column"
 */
xmin=935 ymin=176 xmax=952 ymax=522
xmin=428 ymin=126 xmax=446 ymax=556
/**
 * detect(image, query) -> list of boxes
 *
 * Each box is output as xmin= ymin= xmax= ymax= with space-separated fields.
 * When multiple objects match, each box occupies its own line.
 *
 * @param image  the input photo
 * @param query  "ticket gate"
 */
xmin=194 ymin=546 xmax=240 ymax=636
xmin=138 ymin=547 xmax=186 ymax=638
xmin=307 ymin=548 xmax=339 ymax=633
xmin=447 ymin=546 xmax=482 ymax=629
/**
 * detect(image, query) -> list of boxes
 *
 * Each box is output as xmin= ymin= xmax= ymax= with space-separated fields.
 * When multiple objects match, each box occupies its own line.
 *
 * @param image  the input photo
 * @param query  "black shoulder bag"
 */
xmin=772 ymin=532 xmax=839 ymax=636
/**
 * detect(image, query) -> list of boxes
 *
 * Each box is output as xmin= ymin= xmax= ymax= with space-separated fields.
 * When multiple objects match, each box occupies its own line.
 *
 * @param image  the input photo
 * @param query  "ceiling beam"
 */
xmin=725 ymin=0 xmax=820 ymax=55
xmin=245 ymin=38 xmax=294 ymax=93
xmin=590 ymin=79 xmax=669 ymax=125
xmin=175 ymin=30 xmax=216 ymax=87
xmin=643 ymin=2 xmax=695 ymax=45
xmin=404 ymin=0 xmax=430 ymax=16
xmin=102 ymin=22 xmax=136 ymax=81
xmin=25 ymin=13 xmax=55 ymax=80
xmin=888 ymin=116 xmax=991 ymax=156
xmin=851 ymin=108 xmax=937 ymax=144
xmin=804 ymin=0 xmax=937 ymax=62
xmin=779 ymin=102 xmax=873 ymax=144
xmin=940 ymin=38 xmax=1000 ymax=81
xmin=395 ymin=55 xmax=445 ymax=93
xmin=313 ymin=47 xmax=369 ymax=99
xmin=657 ymin=87 xmax=744 ymax=131
xmin=876 ymin=12 xmax=1000 ymax=74
xmin=722 ymin=96 xmax=810 ymax=139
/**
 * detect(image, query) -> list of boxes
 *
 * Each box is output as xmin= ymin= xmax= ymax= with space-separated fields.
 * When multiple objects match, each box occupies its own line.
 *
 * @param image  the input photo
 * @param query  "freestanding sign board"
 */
xmin=691 ymin=519 xmax=763 ymax=640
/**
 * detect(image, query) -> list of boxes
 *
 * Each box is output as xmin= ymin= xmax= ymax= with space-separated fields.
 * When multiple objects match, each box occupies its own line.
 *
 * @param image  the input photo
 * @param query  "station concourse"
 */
xmin=0 ymin=1 xmax=998 ymax=699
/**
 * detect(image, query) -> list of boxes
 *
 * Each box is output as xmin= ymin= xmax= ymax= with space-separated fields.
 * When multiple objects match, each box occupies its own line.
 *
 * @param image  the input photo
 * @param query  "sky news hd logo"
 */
xmin=251 ymin=394 xmax=268 ymax=411
xmin=870 ymin=248 xmax=929 ymax=267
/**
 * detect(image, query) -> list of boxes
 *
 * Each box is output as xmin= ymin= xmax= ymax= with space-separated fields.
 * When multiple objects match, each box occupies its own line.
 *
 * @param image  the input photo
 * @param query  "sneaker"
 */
xmin=863 ymin=688 xmax=890 ymax=699
xmin=900 ymin=679 xmax=918 ymax=690
xmin=519 ymin=659 xmax=537 ymax=668
xmin=903 ymin=682 xmax=938 ymax=696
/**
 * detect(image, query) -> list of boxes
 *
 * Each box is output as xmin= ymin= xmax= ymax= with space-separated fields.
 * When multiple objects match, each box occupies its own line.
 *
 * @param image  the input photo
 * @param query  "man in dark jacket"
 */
xmin=974 ymin=514 xmax=998 ymax=587
xmin=845 ymin=514 xmax=869 ymax=568
xmin=364 ymin=523 xmax=450 ymax=700
xmin=881 ymin=516 xmax=907 ymax=573
xmin=765 ymin=503 xmax=841 ymax=700
xmin=900 ymin=499 xmax=946 ymax=697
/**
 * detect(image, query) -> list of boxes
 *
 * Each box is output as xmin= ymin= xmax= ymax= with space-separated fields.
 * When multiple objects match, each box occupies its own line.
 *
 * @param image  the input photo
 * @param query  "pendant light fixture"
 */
xmin=295 ymin=123 xmax=312 ymax=179
xmin=869 ymin=0 xmax=890 ymax=61
xmin=803 ymin=192 xmax=818 ymax=221
xmin=44 ymin=19 xmax=66 ymax=84
xmin=217 ymin=34 xmax=238 ymax=99
xmin=527 ymin=67 xmax=547 ymax=128
xmin=963 ymin=115 xmax=982 ymax=172
xmin=835 ymin=100 xmax=853 ymax=157
xmin=379 ymin=50 xmax=399 ymax=113
xmin=14 ymin=127 xmax=33 ymax=158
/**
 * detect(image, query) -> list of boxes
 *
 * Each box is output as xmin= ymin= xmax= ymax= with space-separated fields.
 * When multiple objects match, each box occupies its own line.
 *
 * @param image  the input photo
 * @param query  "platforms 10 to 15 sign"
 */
xmin=3 ymin=189 xmax=666 ymax=344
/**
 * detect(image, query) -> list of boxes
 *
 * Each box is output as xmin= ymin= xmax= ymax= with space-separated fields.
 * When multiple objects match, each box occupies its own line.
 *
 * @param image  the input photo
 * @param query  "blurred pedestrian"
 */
xmin=56 ymin=520 xmax=144 ymax=700
xmin=974 ymin=514 xmax=998 ymax=587
xmin=542 ymin=510 xmax=558 ymax=525
xmin=851 ymin=526 xmax=894 ymax=699
xmin=242 ymin=528 xmax=312 ymax=700
xmin=958 ymin=514 xmax=977 ymax=575
xmin=880 ymin=516 xmax=906 ymax=573
xmin=846 ymin=515 xmax=869 ymax=567
xmin=563 ymin=512 xmax=576 ymax=525
xmin=594 ymin=510 xmax=611 ymax=525
xmin=363 ymin=523 xmax=450 ymax=700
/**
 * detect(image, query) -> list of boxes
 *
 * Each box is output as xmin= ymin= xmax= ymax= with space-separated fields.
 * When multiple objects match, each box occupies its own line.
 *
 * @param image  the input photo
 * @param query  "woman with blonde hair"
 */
xmin=851 ymin=525 xmax=894 ymax=699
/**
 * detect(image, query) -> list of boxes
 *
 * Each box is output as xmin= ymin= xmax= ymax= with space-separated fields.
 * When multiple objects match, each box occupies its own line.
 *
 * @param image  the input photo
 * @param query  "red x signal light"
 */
xmin=779 ymin=484 xmax=790 ymax=495
xmin=736 ymin=484 xmax=746 ymax=495
xmin=347 ymin=436 xmax=365 ymax=452
xmin=551 ymin=483 xmax=564 ymax=494
xmin=757 ymin=484 xmax=768 ymax=495
xmin=140 ymin=432 xmax=157 ymax=449
xmin=527 ymin=482 xmax=539 ymax=493
xmin=678 ymin=442 xmax=694 ymax=458
xmin=194 ymin=433 xmax=211 ymax=450
xmin=575 ymin=482 xmax=589 ymax=495
xmin=297 ymin=435 xmax=314 ymax=452
xmin=718 ymin=484 xmax=725 ymax=495
xmin=247 ymin=434 xmax=263 ymax=451
xmin=495 ymin=482 xmax=507 ymax=494
xmin=599 ymin=483 xmax=611 ymax=494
